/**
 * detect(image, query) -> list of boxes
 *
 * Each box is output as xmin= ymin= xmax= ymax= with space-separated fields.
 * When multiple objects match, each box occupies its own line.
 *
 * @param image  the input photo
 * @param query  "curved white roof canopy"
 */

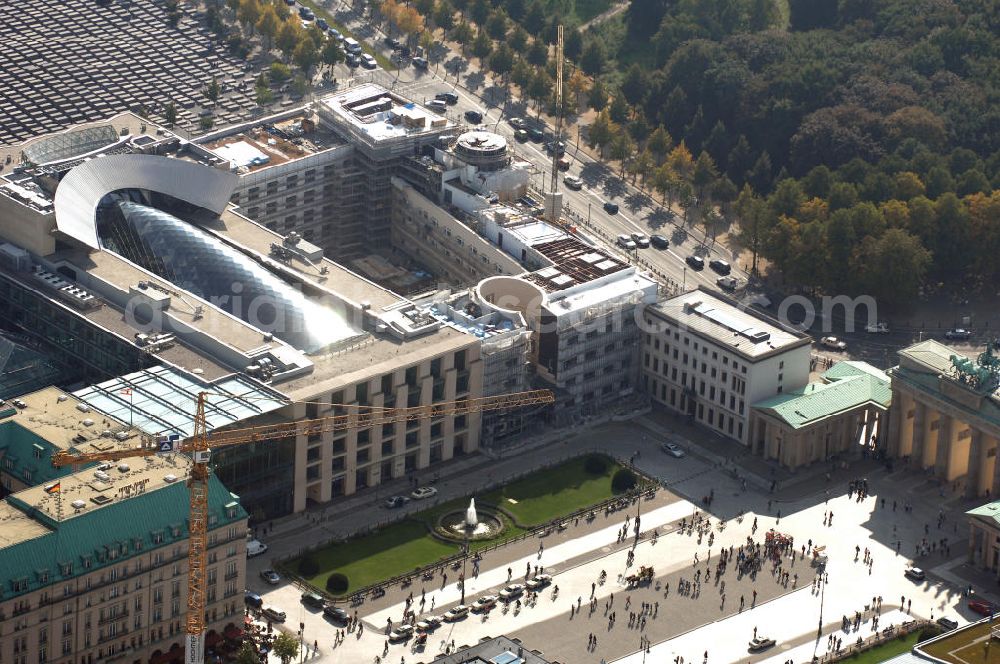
xmin=53 ymin=153 xmax=238 ymax=250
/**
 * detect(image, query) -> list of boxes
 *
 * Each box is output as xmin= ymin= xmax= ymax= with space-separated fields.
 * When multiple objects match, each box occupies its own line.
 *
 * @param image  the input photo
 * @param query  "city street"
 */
xmin=247 ymin=414 xmax=987 ymax=663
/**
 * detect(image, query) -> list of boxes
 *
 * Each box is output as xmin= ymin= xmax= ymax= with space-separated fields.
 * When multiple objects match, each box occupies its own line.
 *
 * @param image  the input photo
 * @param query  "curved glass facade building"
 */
xmin=100 ymin=200 xmax=360 ymax=353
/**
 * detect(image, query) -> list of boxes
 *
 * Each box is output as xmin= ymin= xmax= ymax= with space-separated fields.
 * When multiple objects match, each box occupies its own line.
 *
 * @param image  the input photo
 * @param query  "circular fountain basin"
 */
xmin=438 ymin=510 xmax=505 ymax=541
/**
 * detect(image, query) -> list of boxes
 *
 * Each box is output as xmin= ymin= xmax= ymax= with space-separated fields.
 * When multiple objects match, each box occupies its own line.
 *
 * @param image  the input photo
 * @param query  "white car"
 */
xmin=717 ymin=276 xmax=739 ymax=291
xmin=388 ymin=624 xmax=414 ymax=642
xmin=360 ymin=53 xmax=377 ymax=69
xmin=471 ymin=595 xmax=498 ymax=613
xmin=525 ymin=574 xmax=552 ymax=590
xmin=820 ymin=336 xmax=847 ymax=351
xmin=262 ymin=605 xmax=286 ymax=622
xmin=415 ymin=615 xmax=442 ymax=631
xmin=865 ymin=322 xmax=889 ymax=333
xmin=411 ymin=486 xmax=437 ymax=500
xmin=498 ymin=584 xmax=524 ymax=601
xmin=563 ymin=175 xmax=583 ymax=190
xmin=442 ymin=604 xmax=469 ymax=621
xmin=661 ymin=442 xmax=685 ymax=458
xmin=616 ymin=235 xmax=637 ymax=251
xmin=246 ymin=540 xmax=268 ymax=557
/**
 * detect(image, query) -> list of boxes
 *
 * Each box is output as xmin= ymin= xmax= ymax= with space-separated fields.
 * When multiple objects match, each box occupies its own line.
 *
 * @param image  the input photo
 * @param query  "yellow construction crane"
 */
xmin=52 ymin=388 xmax=554 ymax=664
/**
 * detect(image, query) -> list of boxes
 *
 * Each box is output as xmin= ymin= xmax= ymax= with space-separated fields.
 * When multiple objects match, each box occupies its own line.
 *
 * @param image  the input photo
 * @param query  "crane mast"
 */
xmin=51 ymin=388 xmax=555 ymax=664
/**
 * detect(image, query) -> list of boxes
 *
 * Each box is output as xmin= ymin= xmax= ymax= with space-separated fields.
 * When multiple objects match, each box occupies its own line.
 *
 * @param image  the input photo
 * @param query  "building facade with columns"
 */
xmin=750 ymin=361 xmax=891 ymax=469
xmin=967 ymin=500 xmax=1000 ymax=576
xmin=886 ymin=340 xmax=1000 ymax=498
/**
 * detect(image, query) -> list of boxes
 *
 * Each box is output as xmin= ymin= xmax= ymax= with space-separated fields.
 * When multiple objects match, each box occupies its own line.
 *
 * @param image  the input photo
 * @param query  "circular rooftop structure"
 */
xmin=454 ymin=130 xmax=508 ymax=171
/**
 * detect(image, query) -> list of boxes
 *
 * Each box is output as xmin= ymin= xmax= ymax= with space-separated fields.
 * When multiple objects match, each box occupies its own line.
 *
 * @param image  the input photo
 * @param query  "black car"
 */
xmin=545 ymin=140 xmax=566 ymax=156
xmin=345 ymin=54 xmax=360 ymax=67
xmin=399 ymin=45 xmax=411 ymax=58
xmin=709 ymin=259 xmax=731 ymax=275
xmin=385 ymin=36 xmax=401 ymax=49
xmin=316 ymin=18 xmax=328 ymax=31
xmin=936 ymin=617 xmax=959 ymax=631
xmin=298 ymin=6 xmax=314 ymax=19
xmin=650 ymin=234 xmax=669 ymax=249
xmin=526 ymin=127 xmax=545 ymax=142
xmin=435 ymin=91 xmax=459 ymax=105
xmin=945 ymin=328 xmax=972 ymax=340
xmin=686 ymin=255 xmax=705 ymax=270
xmin=412 ymin=56 xmax=428 ymax=69
xmin=323 ymin=605 xmax=348 ymax=623
xmin=603 ymin=201 xmax=619 ymax=214
xmin=464 ymin=110 xmax=483 ymax=124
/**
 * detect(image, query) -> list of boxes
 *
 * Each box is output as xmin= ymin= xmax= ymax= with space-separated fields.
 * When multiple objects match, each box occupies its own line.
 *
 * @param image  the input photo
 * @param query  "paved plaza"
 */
xmin=243 ymin=412 xmax=991 ymax=663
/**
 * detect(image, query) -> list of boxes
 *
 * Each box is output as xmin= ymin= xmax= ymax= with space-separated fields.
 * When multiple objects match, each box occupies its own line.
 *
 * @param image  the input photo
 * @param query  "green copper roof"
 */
xmin=0 ymin=419 xmax=86 ymax=487
xmin=967 ymin=500 xmax=1000 ymax=525
xmin=0 ymin=473 xmax=246 ymax=600
xmin=753 ymin=361 xmax=891 ymax=429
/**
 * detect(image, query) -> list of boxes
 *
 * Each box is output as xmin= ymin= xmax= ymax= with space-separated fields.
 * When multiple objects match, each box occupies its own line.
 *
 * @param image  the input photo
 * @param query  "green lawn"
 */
xmin=288 ymin=455 xmax=627 ymax=594
xmin=304 ymin=520 xmax=457 ymax=595
xmin=482 ymin=456 xmax=622 ymax=527
xmin=847 ymin=632 xmax=922 ymax=664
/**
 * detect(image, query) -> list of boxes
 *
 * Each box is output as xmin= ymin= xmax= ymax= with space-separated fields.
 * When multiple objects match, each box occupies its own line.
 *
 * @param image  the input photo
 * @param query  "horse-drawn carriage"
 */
xmin=625 ymin=566 xmax=654 ymax=588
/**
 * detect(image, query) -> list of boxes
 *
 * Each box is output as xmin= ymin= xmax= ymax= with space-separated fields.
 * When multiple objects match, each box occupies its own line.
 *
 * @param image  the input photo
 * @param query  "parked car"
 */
xmin=945 ymin=328 xmax=972 ymax=340
xmin=245 ymin=591 xmax=263 ymax=609
xmin=415 ymin=615 xmax=442 ymax=631
xmin=865 ymin=322 xmax=889 ymax=333
xmin=301 ymin=592 xmax=325 ymax=608
xmin=360 ymin=53 xmax=377 ymax=69
xmin=563 ymin=175 xmax=583 ymax=190
xmin=631 ymin=233 xmax=650 ymax=248
xmin=298 ymin=7 xmax=315 ymax=20
xmin=262 ymin=606 xmax=287 ymax=622
xmin=443 ymin=604 xmax=469 ymax=621
xmin=936 ymin=617 xmax=959 ymax=631
xmin=327 ymin=27 xmax=342 ymax=40
xmin=385 ymin=495 xmax=410 ymax=509
xmin=508 ymin=117 xmax=527 ymax=130
xmin=514 ymin=129 xmax=530 ymax=142
xmin=412 ymin=56 xmax=428 ymax=69
xmin=471 ymin=595 xmax=498 ymax=613
xmin=904 ymin=567 xmax=925 ymax=581
xmin=342 ymin=37 xmax=362 ymax=54
xmin=661 ymin=442 xmax=685 ymax=458
xmin=968 ymin=598 xmax=996 ymax=615
xmin=315 ymin=18 xmax=328 ymax=31
xmin=820 ymin=336 xmax=847 ymax=351
xmin=384 ymin=36 xmax=401 ymax=49
xmin=411 ymin=486 xmax=438 ymax=500
xmin=709 ymin=259 xmax=731 ymax=275
xmin=557 ymin=156 xmax=572 ymax=170
xmin=260 ymin=569 xmax=280 ymax=585
xmin=603 ymin=201 xmax=619 ymax=214
xmin=499 ymin=584 xmax=524 ymax=601
xmin=435 ymin=91 xmax=459 ymax=105
xmin=345 ymin=53 xmax=360 ymax=68
xmin=545 ymin=140 xmax=566 ymax=156
xmin=246 ymin=540 xmax=268 ymax=557
xmin=425 ymin=99 xmax=447 ymax=113
xmin=464 ymin=110 xmax=483 ymax=124
xmin=686 ymin=255 xmax=705 ymax=270
xmin=650 ymin=234 xmax=669 ymax=249
xmin=525 ymin=574 xmax=552 ymax=590
xmin=717 ymin=276 xmax=739 ymax=291
xmin=748 ymin=637 xmax=776 ymax=652
xmin=323 ymin=605 xmax=348 ymax=623
xmin=526 ymin=127 xmax=545 ymax=142
xmin=388 ymin=624 xmax=414 ymax=642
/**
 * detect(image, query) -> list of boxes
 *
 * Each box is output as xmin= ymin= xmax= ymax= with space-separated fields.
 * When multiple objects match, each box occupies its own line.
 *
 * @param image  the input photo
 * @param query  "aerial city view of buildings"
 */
xmin=1 ymin=1 xmax=999 ymax=664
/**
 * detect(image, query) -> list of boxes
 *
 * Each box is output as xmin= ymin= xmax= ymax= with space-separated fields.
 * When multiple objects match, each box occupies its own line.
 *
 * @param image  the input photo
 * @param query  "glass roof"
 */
xmin=102 ymin=200 xmax=360 ymax=353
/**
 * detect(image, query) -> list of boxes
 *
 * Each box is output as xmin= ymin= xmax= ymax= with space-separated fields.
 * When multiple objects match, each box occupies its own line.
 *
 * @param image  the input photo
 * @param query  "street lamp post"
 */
xmin=682 ymin=267 xmax=687 ymax=292
xmin=460 ymin=537 xmax=469 ymax=605
xmin=817 ymin=572 xmax=826 ymax=638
